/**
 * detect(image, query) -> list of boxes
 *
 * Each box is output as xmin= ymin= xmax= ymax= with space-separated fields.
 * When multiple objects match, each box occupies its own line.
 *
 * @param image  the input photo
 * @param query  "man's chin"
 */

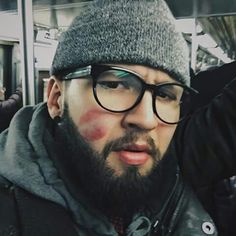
xmin=91 ymin=166 xmax=155 ymax=217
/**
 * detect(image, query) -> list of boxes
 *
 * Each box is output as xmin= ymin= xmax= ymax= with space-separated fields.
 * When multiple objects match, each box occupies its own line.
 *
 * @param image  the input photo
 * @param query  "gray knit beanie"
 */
xmin=51 ymin=0 xmax=190 ymax=86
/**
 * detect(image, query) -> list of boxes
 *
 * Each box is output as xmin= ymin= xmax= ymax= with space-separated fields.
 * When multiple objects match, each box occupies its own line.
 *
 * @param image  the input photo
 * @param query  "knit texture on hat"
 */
xmin=51 ymin=0 xmax=190 ymax=85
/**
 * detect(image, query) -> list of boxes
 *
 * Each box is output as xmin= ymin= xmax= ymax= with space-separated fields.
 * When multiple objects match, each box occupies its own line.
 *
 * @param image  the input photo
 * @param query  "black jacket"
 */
xmin=0 ymin=174 xmax=216 ymax=236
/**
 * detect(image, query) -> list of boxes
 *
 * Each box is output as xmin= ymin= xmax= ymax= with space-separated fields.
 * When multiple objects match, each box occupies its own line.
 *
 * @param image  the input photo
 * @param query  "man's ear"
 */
xmin=47 ymin=77 xmax=63 ymax=119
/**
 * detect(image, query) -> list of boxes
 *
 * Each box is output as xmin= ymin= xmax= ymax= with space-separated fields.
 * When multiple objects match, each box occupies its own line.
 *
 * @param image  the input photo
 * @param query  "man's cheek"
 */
xmin=80 ymin=125 xmax=107 ymax=141
xmin=79 ymin=109 xmax=108 ymax=141
xmin=79 ymin=109 xmax=105 ymax=124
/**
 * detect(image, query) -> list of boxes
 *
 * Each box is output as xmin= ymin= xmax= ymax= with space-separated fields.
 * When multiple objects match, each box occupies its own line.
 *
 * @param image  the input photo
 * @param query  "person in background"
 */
xmin=0 ymin=1 xmax=236 ymax=235
xmin=0 ymin=86 xmax=5 ymax=101
xmin=191 ymin=61 xmax=236 ymax=111
xmin=0 ymin=85 xmax=23 ymax=132
xmin=187 ymin=61 xmax=236 ymax=236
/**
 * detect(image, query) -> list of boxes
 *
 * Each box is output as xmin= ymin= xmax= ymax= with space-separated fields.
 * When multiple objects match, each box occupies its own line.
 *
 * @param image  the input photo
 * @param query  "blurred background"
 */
xmin=0 ymin=0 xmax=235 ymax=105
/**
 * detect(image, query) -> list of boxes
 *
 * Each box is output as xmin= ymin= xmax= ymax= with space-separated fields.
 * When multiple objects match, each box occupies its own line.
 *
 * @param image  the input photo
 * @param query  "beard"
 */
xmin=53 ymin=105 xmax=176 ymax=218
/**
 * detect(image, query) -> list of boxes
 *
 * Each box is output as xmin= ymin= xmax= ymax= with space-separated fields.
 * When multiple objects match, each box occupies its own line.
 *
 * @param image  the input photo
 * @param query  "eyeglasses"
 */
xmin=62 ymin=65 xmax=198 ymax=124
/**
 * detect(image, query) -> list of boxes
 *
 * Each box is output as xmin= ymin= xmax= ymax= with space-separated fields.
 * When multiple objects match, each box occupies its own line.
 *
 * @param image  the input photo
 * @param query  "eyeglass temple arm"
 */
xmin=64 ymin=66 xmax=92 ymax=80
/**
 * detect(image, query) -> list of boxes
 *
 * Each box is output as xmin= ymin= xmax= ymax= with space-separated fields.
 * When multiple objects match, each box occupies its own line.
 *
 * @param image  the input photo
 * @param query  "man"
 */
xmin=191 ymin=61 xmax=236 ymax=111
xmin=180 ymin=61 xmax=236 ymax=236
xmin=0 ymin=86 xmax=23 ymax=132
xmin=0 ymin=0 xmax=235 ymax=235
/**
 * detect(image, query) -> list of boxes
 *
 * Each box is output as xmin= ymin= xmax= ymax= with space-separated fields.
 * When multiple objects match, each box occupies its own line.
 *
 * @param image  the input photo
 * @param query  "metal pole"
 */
xmin=17 ymin=0 xmax=35 ymax=105
xmin=191 ymin=18 xmax=198 ymax=72
xmin=191 ymin=0 xmax=198 ymax=72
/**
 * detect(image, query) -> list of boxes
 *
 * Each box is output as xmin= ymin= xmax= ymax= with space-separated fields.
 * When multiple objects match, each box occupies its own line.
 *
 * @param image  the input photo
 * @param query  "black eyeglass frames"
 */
xmin=62 ymin=65 xmax=198 ymax=124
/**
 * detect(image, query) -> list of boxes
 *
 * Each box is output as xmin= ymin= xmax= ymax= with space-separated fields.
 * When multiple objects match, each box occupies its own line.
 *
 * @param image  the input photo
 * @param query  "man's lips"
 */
xmin=114 ymin=144 xmax=151 ymax=166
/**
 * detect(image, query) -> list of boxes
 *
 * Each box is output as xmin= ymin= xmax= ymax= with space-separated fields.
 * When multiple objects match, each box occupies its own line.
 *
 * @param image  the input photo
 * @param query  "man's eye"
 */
xmin=156 ymin=90 xmax=177 ymax=101
xmin=97 ymin=81 xmax=130 ymax=89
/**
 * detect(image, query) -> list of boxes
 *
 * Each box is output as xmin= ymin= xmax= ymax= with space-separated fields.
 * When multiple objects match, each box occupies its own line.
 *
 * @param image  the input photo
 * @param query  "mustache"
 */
xmin=101 ymin=131 xmax=160 ymax=161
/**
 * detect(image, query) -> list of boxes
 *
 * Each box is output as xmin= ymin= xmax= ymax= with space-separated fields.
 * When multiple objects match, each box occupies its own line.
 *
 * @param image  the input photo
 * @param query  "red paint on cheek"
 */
xmin=81 ymin=126 xmax=106 ymax=141
xmin=79 ymin=109 xmax=110 ymax=141
xmin=79 ymin=109 xmax=104 ymax=125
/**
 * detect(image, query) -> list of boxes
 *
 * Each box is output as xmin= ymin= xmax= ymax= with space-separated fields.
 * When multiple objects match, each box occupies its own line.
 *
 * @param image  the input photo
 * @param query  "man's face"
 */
xmin=64 ymin=64 xmax=178 ymax=177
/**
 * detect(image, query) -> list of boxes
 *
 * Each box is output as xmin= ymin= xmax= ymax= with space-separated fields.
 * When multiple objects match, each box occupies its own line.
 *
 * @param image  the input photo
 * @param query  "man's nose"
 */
xmin=121 ymin=92 xmax=160 ymax=131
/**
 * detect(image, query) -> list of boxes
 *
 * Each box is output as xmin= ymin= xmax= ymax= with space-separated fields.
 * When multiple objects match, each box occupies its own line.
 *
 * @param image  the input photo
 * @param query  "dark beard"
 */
xmin=53 ymin=106 xmax=177 ymax=218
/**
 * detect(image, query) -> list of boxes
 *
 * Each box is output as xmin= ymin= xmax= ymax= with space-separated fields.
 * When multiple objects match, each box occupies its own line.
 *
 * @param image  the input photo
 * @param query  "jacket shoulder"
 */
xmin=0 ymin=176 xmax=78 ymax=236
xmin=172 ymin=184 xmax=217 ymax=236
xmin=13 ymin=186 xmax=79 ymax=236
xmin=0 ymin=176 xmax=19 ymax=236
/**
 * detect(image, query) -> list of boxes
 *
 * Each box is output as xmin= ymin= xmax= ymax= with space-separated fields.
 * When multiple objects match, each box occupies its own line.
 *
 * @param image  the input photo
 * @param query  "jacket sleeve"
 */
xmin=0 ymin=88 xmax=23 ymax=116
xmin=175 ymin=77 xmax=236 ymax=188
xmin=0 ymin=88 xmax=23 ymax=132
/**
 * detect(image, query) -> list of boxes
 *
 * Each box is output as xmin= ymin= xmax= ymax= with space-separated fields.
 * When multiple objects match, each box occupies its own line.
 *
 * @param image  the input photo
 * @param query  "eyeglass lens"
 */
xmin=94 ymin=68 xmax=187 ymax=124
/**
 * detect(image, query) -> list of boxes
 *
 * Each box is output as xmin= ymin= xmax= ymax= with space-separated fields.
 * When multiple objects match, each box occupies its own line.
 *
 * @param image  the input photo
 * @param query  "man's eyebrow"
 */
xmin=150 ymin=75 xmax=177 ymax=85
